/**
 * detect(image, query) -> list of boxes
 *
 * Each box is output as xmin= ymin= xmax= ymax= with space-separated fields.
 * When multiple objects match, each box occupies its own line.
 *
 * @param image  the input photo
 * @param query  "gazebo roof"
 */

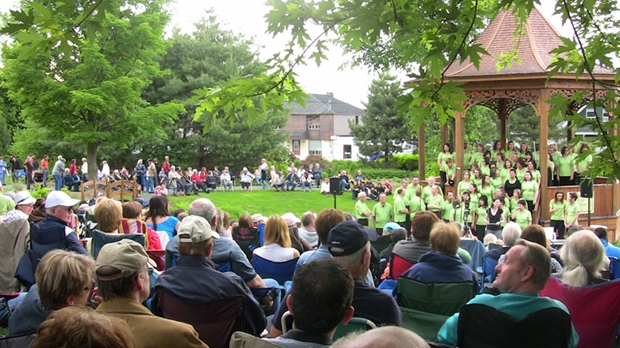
xmin=445 ymin=6 xmax=611 ymax=78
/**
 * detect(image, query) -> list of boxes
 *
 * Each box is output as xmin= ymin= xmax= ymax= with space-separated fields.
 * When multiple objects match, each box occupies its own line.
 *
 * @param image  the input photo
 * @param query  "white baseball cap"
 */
xmin=45 ymin=191 xmax=80 ymax=208
xmin=178 ymin=216 xmax=213 ymax=244
xmin=14 ymin=191 xmax=36 ymax=206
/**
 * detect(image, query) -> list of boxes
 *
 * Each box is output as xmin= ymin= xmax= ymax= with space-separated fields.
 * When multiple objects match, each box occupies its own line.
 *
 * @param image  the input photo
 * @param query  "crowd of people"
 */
xmin=0 ymin=175 xmax=618 ymax=347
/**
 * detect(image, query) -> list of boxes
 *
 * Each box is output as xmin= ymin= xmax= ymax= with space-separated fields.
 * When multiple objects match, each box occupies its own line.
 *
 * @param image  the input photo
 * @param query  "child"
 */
xmin=320 ymin=178 xmax=330 ymax=196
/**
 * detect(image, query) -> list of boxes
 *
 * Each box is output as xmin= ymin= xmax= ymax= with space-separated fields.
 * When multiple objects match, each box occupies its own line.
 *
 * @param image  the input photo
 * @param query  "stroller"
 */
xmin=33 ymin=170 xmax=44 ymax=186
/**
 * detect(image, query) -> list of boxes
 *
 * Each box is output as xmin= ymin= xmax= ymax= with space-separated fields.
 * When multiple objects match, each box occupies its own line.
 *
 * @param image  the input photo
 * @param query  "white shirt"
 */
xmin=102 ymin=163 xmax=110 ymax=177
xmin=81 ymin=162 xmax=88 ymax=174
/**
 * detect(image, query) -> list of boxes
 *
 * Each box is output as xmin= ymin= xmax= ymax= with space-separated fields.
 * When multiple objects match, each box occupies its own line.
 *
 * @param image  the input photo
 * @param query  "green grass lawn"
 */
xmin=168 ymin=188 xmax=361 ymax=220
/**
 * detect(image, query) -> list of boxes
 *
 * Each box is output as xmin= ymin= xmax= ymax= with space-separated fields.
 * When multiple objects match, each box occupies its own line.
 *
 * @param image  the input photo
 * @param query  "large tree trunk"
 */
xmin=87 ymin=143 xmax=98 ymax=183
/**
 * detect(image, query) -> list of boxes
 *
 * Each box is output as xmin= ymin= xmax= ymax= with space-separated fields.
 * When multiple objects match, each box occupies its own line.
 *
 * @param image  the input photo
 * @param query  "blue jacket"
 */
xmin=398 ymin=251 xmax=478 ymax=294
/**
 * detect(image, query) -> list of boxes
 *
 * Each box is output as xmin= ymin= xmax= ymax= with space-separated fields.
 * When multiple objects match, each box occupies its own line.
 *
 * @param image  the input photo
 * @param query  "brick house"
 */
xmin=283 ymin=93 xmax=365 ymax=160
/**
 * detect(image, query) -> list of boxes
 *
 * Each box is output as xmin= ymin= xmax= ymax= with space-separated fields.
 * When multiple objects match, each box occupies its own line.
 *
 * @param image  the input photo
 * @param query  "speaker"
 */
xmin=580 ymin=177 xmax=593 ymax=198
xmin=330 ymin=177 xmax=342 ymax=195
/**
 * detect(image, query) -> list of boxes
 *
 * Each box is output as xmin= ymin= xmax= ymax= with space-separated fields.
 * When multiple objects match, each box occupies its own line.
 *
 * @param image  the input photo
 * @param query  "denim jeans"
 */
xmin=146 ymin=176 xmax=155 ymax=193
xmin=286 ymin=182 xmax=297 ymax=191
xmin=54 ymin=175 xmax=63 ymax=190
xmin=340 ymin=179 xmax=348 ymax=191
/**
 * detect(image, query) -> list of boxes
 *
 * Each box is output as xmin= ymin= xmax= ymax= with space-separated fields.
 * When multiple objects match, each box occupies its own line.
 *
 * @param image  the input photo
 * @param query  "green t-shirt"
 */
xmin=422 ymin=186 xmax=434 ymax=204
xmin=516 ymin=168 xmax=527 ymax=182
xmin=464 ymin=152 xmax=472 ymax=170
xmin=407 ymin=184 xmax=421 ymax=198
xmin=372 ymin=202 xmax=393 ymax=228
xmin=513 ymin=209 xmax=532 ymax=230
xmin=549 ymin=200 xmax=566 ymax=221
xmin=548 ymin=162 xmax=556 ymax=180
xmin=530 ymin=170 xmax=541 ymax=184
xmin=410 ymin=196 xmax=426 ymax=218
xmin=490 ymin=176 xmax=504 ymax=191
xmin=355 ymin=200 xmax=371 ymax=219
xmin=471 ymin=152 xmax=484 ymax=166
xmin=521 ymin=181 xmax=538 ymax=201
xmin=480 ymin=165 xmax=490 ymax=177
xmin=505 ymin=150 xmax=514 ymax=160
xmin=445 ymin=166 xmax=456 ymax=181
xmin=443 ymin=200 xmax=454 ymax=221
xmin=565 ymin=201 xmax=580 ymax=224
xmin=454 ymin=205 xmax=472 ymax=223
xmin=557 ymin=156 xmax=574 ymax=177
xmin=577 ymin=154 xmax=592 ymax=172
xmin=438 ymin=152 xmax=454 ymax=171
xmin=468 ymin=194 xmax=479 ymax=211
xmin=428 ymin=194 xmax=445 ymax=212
xmin=393 ymin=196 xmax=407 ymax=222
xmin=475 ymin=206 xmax=487 ymax=225
xmin=458 ymin=180 xmax=471 ymax=196
xmin=479 ymin=185 xmax=493 ymax=201
xmin=472 ymin=178 xmax=482 ymax=188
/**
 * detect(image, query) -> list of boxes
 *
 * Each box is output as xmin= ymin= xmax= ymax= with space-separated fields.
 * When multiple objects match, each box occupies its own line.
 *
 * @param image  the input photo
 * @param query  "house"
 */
xmin=575 ymin=105 xmax=609 ymax=137
xmin=283 ymin=93 xmax=365 ymax=161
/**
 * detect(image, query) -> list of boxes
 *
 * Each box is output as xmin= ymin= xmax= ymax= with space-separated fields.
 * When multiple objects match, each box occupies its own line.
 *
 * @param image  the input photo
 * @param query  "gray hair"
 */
xmin=332 ymin=242 xmax=370 ymax=268
xmin=501 ymin=222 xmax=522 ymax=246
xmin=189 ymin=198 xmax=217 ymax=222
xmin=560 ymin=230 xmax=607 ymax=287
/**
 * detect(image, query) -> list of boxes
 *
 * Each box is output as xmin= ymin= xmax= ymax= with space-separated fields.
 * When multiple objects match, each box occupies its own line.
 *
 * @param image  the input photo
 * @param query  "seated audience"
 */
xmin=268 ymin=220 xmax=402 ymax=338
xmin=153 ymin=216 xmax=266 ymax=335
xmin=9 ymin=250 xmax=95 ymax=336
xmin=297 ymin=209 xmax=346 ymax=267
xmin=122 ymin=201 xmax=162 ymax=250
xmin=262 ymin=258 xmax=355 ymax=348
xmin=144 ymin=195 xmax=180 ymax=240
xmin=392 ymin=211 xmax=439 ymax=264
xmin=94 ymin=197 xmax=122 ymax=233
xmin=395 ymin=222 xmax=478 ymax=297
xmin=437 ymin=239 xmax=579 ymax=347
xmin=520 ymin=225 xmax=563 ymax=273
xmin=332 ymin=326 xmax=429 ymax=348
xmin=298 ymin=211 xmax=319 ymax=248
xmin=95 ymin=239 xmax=208 ymax=347
xmin=253 ymin=215 xmax=301 ymax=262
xmin=3 ymin=191 xmax=36 ymax=222
xmin=593 ymin=226 xmax=620 ymax=260
xmin=555 ymin=230 xmax=608 ymax=286
xmin=30 ymin=306 xmax=135 ymax=348
xmin=485 ymin=222 xmax=521 ymax=264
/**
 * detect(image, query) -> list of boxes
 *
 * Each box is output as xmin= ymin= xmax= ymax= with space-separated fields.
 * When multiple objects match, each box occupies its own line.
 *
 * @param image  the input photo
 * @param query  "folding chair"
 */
xmin=401 ymin=306 xmax=450 ymax=341
xmin=232 ymin=227 xmax=260 ymax=261
xmin=91 ymin=230 xmax=145 ymax=260
xmin=0 ymin=220 xmax=30 ymax=294
xmin=609 ymin=257 xmax=620 ymax=280
xmin=396 ymin=278 xmax=474 ymax=315
xmin=251 ymin=255 xmax=298 ymax=285
xmin=541 ymin=276 xmax=620 ymax=347
xmin=482 ymin=256 xmax=498 ymax=283
xmin=390 ymin=254 xmax=415 ymax=280
xmin=456 ymin=303 xmax=572 ymax=348
xmin=229 ymin=331 xmax=281 ymax=348
xmin=281 ymin=310 xmax=376 ymax=340
xmin=371 ymin=235 xmax=393 ymax=255
xmin=155 ymin=289 xmax=244 ymax=348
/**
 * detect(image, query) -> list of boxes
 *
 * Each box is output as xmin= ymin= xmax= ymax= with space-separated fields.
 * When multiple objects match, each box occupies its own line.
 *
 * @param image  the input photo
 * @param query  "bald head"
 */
xmin=332 ymin=327 xmax=429 ymax=348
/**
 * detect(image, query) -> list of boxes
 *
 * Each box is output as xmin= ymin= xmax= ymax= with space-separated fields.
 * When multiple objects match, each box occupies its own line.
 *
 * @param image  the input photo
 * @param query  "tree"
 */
xmin=507 ymin=106 xmax=566 ymax=147
xmin=140 ymin=14 xmax=288 ymax=169
xmin=349 ymin=73 xmax=409 ymax=166
xmin=3 ymin=0 xmax=620 ymax=179
xmin=1 ymin=0 xmax=182 ymax=180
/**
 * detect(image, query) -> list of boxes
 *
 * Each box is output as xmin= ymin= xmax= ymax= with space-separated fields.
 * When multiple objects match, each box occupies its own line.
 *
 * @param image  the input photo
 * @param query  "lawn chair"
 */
xmin=251 ymin=255 xmax=298 ymax=285
xmin=91 ymin=230 xmax=145 ymax=260
xmin=390 ymin=254 xmax=415 ymax=280
xmin=396 ymin=278 xmax=474 ymax=315
xmin=154 ymin=289 xmax=244 ymax=348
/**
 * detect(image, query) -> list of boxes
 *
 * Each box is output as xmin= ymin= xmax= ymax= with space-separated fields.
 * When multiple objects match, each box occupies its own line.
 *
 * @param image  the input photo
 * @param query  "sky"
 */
xmin=0 ymin=0 xmax=569 ymax=109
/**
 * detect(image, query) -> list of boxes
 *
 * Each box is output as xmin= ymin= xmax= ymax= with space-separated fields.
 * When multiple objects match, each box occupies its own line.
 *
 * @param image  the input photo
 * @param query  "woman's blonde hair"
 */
xmin=429 ymin=222 xmax=460 ymax=255
xmin=94 ymin=198 xmax=122 ymax=232
xmin=36 ymin=250 xmax=95 ymax=310
xmin=264 ymin=215 xmax=292 ymax=248
xmin=560 ymin=230 xmax=607 ymax=287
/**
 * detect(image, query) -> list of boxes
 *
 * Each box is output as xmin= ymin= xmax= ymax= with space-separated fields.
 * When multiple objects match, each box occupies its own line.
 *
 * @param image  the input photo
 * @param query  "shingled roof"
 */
xmin=445 ymin=6 xmax=612 ymax=78
xmin=289 ymin=93 xmax=364 ymax=115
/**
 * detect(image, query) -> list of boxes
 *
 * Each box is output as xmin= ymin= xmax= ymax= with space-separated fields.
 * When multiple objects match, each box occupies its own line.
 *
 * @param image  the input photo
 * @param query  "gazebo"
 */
xmin=417 ymin=7 xmax=619 ymax=234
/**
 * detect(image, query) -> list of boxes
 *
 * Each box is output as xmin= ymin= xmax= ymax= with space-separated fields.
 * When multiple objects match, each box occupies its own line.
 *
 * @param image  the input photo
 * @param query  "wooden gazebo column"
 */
xmin=538 ymin=89 xmax=550 ymax=222
xmin=499 ymin=99 xmax=508 ymax=149
xmin=454 ymin=111 xmax=465 ymax=188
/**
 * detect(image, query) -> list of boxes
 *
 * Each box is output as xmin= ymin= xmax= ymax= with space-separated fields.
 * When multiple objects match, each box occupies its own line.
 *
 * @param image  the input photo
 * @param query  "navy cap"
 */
xmin=327 ymin=220 xmax=378 ymax=257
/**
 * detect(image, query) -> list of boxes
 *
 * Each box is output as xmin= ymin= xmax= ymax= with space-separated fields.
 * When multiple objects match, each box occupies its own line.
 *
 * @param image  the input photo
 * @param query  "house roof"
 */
xmin=445 ymin=6 xmax=614 ymax=78
xmin=288 ymin=94 xmax=364 ymax=115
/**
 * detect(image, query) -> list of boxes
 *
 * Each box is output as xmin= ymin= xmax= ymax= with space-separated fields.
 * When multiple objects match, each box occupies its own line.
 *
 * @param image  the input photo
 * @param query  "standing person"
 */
xmin=393 ymin=188 xmax=409 ymax=229
xmin=437 ymin=143 xmax=454 ymax=190
xmin=260 ymin=158 xmax=269 ymax=189
xmin=134 ymin=159 xmax=146 ymax=190
xmin=51 ymin=155 xmax=65 ymax=191
xmin=472 ymin=195 xmax=488 ymax=241
xmin=24 ymin=155 xmax=35 ymax=190
xmin=426 ymin=185 xmax=445 ymax=220
xmin=0 ymin=156 xmax=7 ymax=185
xmin=485 ymin=197 xmax=505 ymax=239
xmin=162 ymin=156 xmax=171 ymax=184
xmin=313 ymin=163 xmax=323 ymax=187
xmin=39 ymin=155 xmax=49 ymax=187
xmin=372 ymin=193 xmax=393 ymax=236
xmin=457 ymin=170 xmax=472 ymax=198
xmin=443 ymin=191 xmax=455 ymax=224
xmin=512 ymin=199 xmax=532 ymax=231
xmin=557 ymin=146 xmax=575 ymax=186
xmin=101 ymin=160 xmax=110 ymax=179
xmin=80 ymin=157 xmax=88 ymax=182
xmin=69 ymin=159 xmax=78 ymax=177
xmin=575 ymin=143 xmax=592 ymax=185
xmin=549 ymin=191 xmax=566 ymax=239
xmin=564 ymin=192 xmax=580 ymax=231
xmin=504 ymin=168 xmax=521 ymax=198
xmin=521 ymin=171 xmax=539 ymax=215
xmin=10 ymin=155 xmax=21 ymax=183
xmin=355 ymin=192 xmax=372 ymax=226
xmin=146 ymin=159 xmax=156 ymax=193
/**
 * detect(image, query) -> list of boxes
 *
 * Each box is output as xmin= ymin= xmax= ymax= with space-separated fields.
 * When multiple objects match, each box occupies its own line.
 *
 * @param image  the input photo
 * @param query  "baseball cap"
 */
xmin=14 ymin=191 xmax=36 ymax=206
xmin=252 ymin=213 xmax=267 ymax=224
xmin=178 ymin=216 xmax=213 ymax=244
xmin=95 ymin=239 xmax=150 ymax=281
xmin=327 ymin=220 xmax=378 ymax=257
xmin=383 ymin=222 xmax=401 ymax=233
xmin=45 ymin=191 xmax=80 ymax=208
xmin=282 ymin=212 xmax=300 ymax=227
